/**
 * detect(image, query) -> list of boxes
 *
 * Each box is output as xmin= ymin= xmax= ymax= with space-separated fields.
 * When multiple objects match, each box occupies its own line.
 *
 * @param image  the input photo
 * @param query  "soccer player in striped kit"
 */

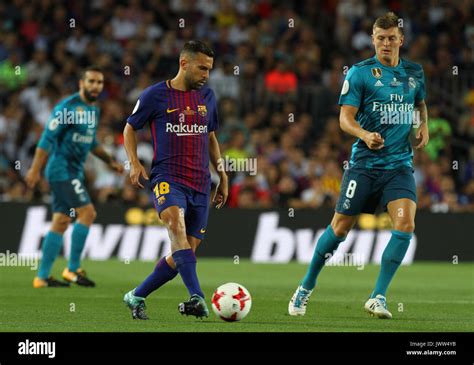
xmin=123 ymin=41 xmax=228 ymax=320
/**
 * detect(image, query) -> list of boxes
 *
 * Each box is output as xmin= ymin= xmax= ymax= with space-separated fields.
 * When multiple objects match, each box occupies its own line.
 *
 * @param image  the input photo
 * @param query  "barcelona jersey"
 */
xmin=127 ymin=80 xmax=219 ymax=193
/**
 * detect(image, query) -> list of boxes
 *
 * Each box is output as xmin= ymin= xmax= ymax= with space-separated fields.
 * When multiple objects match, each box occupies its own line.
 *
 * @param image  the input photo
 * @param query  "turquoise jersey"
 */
xmin=38 ymin=93 xmax=100 ymax=182
xmin=339 ymin=55 xmax=426 ymax=169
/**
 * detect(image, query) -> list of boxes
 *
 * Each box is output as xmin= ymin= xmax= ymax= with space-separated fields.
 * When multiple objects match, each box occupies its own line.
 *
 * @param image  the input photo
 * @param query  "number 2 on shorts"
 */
xmin=71 ymin=179 xmax=85 ymax=194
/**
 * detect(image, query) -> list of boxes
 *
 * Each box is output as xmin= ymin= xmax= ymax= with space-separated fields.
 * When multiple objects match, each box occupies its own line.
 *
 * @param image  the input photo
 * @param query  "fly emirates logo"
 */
xmin=372 ymin=94 xmax=414 ymax=113
xmin=165 ymin=122 xmax=208 ymax=136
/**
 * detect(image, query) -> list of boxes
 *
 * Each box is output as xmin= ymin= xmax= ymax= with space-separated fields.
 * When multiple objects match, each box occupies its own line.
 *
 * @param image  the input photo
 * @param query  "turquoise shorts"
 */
xmin=49 ymin=178 xmax=91 ymax=215
xmin=335 ymin=166 xmax=417 ymax=215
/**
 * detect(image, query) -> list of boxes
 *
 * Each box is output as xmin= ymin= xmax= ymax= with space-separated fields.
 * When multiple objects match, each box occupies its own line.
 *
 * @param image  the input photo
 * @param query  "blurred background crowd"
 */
xmin=0 ymin=0 xmax=473 ymax=212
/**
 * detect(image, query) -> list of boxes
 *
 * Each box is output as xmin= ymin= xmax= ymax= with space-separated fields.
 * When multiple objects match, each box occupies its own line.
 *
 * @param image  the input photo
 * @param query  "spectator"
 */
xmin=0 ymin=1 xmax=470 ymax=212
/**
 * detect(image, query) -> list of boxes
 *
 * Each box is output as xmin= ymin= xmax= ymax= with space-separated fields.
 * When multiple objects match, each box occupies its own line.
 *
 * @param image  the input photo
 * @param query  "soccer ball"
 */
xmin=211 ymin=282 xmax=252 ymax=322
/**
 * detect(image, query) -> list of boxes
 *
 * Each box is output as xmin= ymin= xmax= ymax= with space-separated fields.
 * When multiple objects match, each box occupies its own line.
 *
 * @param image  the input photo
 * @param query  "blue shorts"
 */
xmin=335 ymin=166 xmax=417 ymax=216
xmin=151 ymin=180 xmax=210 ymax=240
xmin=49 ymin=178 xmax=91 ymax=215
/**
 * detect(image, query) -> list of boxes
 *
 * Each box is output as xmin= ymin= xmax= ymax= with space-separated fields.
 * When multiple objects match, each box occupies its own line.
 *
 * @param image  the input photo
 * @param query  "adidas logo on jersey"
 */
xmin=374 ymin=80 xmax=384 ymax=87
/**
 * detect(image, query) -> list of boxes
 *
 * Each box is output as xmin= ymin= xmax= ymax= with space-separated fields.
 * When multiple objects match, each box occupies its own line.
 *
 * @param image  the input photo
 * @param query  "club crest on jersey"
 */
xmin=371 ymin=68 xmax=382 ymax=79
xmin=408 ymin=77 xmax=416 ymax=89
xmin=198 ymin=105 xmax=207 ymax=117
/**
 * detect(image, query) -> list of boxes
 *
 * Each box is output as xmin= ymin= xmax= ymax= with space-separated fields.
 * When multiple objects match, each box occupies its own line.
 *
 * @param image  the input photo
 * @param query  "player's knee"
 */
xmin=166 ymin=218 xmax=186 ymax=236
xmin=56 ymin=224 xmax=68 ymax=234
xmin=332 ymin=225 xmax=350 ymax=237
xmin=79 ymin=206 xmax=96 ymax=224
xmin=85 ymin=208 xmax=97 ymax=222
xmin=394 ymin=220 xmax=415 ymax=233
xmin=52 ymin=218 xmax=70 ymax=234
xmin=188 ymin=239 xmax=201 ymax=252
xmin=331 ymin=220 xmax=352 ymax=237
xmin=330 ymin=214 xmax=356 ymax=237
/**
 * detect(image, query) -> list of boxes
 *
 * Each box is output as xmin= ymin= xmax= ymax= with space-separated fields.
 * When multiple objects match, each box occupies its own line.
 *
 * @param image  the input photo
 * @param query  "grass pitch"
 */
xmin=0 ymin=258 xmax=472 ymax=332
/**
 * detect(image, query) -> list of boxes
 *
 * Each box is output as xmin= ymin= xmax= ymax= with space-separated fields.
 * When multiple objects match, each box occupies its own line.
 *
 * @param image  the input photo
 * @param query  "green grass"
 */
xmin=0 ymin=258 xmax=472 ymax=332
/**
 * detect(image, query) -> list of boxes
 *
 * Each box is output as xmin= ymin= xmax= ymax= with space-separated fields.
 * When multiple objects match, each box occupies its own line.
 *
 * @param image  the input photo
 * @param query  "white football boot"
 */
xmin=288 ymin=285 xmax=313 ymax=316
xmin=364 ymin=294 xmax=392 ymax=319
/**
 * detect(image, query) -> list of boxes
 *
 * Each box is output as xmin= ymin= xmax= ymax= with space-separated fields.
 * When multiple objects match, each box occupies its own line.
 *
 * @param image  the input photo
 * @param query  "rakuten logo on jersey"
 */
xmin=165 ymin=123 xmax=208 ymax=136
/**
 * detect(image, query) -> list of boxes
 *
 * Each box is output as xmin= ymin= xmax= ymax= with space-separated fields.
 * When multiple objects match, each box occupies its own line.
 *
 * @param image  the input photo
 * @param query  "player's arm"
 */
xmin=209 ymin=131 xmax=228 ymax=209
xmin=123 ymin=123 xmax=149 ymax=189
xmin=91 ymin=145 xmax=124 ymax=173
xmin=339 ymin=105 xmax=384 ymax=150
xmin=414 ymin=99 xmax=429 ymax=149
xmin=25 ymin=110 xmax=63 ymax=188
xmin=25 ymin=147 xmax=49 ymax=189
xmin=339 ymin=66 xmax=384 ymax=150
xmin=124 ymin=87 xmax=157 ymax=189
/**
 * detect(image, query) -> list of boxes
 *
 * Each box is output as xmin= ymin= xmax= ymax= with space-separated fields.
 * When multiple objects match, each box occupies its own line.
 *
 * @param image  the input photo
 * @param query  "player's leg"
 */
xmin=159 ymin=205 xmax=205 ymax=300
xmin=125 ymin=236 xmax=202 ymax=320
xmin=372 ymin=198 xmax=415 ymax=298
xmin=175 ymin=190 xmax=210 ymax=318
xmin=124 ymin=181 xmax=206 ymax=319
xmin=288 ymin=213 xmax=356 ymax=315
xmin=302 ymin=213 xmax=357 ymax=290
xmin=132 ymin=237 xmax=202 ymax=299
xmin=290 ymin=166 xmax=374 ymax=315
xmin=62 ymin=196 xmax=97 ymax=287
xmin=33 ymin=212 xmax=71 ymax=288
xmin=365 ymin=198 xmax=415 ymax=319
xmin=365 ymin=167 xmax=417 ymax=319
xmin=70 ymin=203 xmax=96 ymax=271
xmin=165 ymin=235 xmax=202 ymax=269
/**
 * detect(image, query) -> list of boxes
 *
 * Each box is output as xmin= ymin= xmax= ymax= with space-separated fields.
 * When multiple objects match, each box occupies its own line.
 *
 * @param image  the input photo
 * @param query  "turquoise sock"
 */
xmin=37 ymin=231 xmax=63 ymax=279
xmin=371 ymin=230 xmax=412 ymax=298
xmin=68 ymin=223 xmax=89 ymax=272
xmin=301 ymin=225 xmax=346 ymax=290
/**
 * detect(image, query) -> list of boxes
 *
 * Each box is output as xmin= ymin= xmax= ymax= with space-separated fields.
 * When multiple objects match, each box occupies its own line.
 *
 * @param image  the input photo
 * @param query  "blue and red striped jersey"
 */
xmin=127 ymin=80 xmax=219 ymax=193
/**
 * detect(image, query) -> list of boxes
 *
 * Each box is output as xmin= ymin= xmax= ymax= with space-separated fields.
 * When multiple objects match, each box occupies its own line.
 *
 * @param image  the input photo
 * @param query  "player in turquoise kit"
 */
xmin=26 ymin=66 xmax=124 ymax=288
xmin=289 ymin=13 xmax=430 ymax=318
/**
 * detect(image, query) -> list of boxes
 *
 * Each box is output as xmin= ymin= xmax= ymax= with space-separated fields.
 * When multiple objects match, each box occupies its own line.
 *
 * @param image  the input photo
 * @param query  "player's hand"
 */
xmin=414 ymin=122 xmax=429 ymax=149
xmin=213 ymin=174 xmax=228 ymax=209
xmin=25 ymin=169 xmax=41 ymax=189
xmin=363 ymin=132 xmax=384 ymax=150
xmin=108 ymin=160 xmax=124 ymax=174
xmin=129 ymin=161 xmax=149 ymax=189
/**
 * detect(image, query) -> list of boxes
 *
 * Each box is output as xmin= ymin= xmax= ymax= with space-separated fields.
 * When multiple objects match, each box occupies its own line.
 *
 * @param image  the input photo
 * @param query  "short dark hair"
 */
xmin=373 ymin=12 xmax=403 ymax=35
xmin=180 ymin=40 xmax=214 ymax=59
xmin=80 ymin=65 xmax=103 ymax=80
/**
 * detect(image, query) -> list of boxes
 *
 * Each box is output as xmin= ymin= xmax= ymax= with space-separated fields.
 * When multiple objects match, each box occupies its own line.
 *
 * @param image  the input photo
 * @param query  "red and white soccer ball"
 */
xmin=211 ymin=282 xmax=252 ymax=322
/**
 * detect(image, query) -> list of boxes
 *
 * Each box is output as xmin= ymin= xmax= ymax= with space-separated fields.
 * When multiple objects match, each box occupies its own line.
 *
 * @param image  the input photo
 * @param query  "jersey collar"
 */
xmin=373 ymin=54 xmax=403 ymax=70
